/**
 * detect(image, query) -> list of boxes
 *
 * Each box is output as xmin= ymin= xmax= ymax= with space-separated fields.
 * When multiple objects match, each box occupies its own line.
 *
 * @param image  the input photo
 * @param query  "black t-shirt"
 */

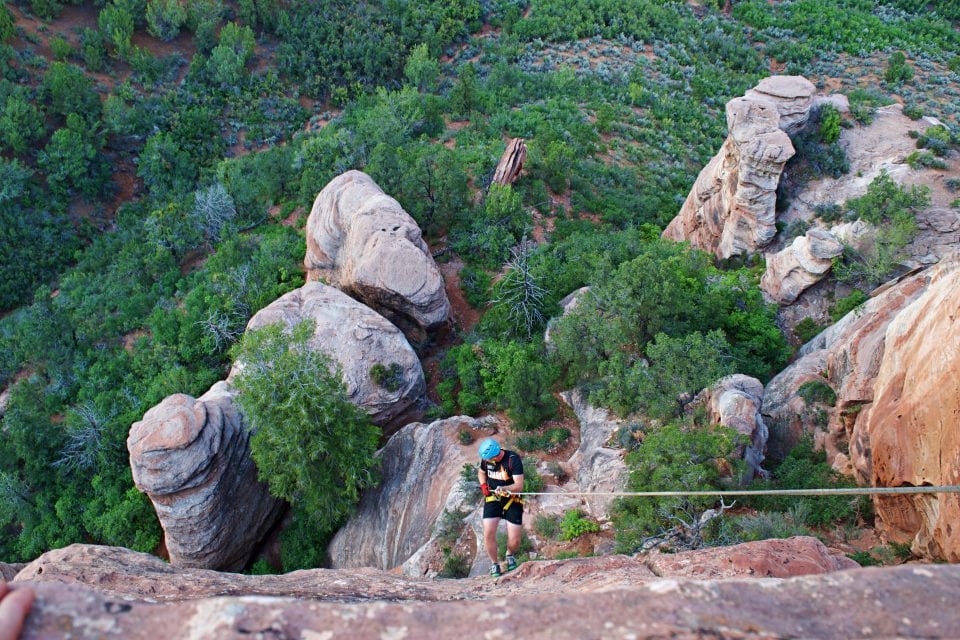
xmin=480 ymin=450 xmax=524 ymax=490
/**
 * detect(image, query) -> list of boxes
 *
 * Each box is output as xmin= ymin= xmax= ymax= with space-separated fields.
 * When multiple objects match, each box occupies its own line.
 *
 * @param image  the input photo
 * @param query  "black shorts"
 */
xmin=482 ymin=496 xmax=523 ymax=525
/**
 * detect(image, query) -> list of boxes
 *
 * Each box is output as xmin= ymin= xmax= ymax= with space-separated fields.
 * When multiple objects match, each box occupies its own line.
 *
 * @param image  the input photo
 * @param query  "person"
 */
xmin=0 ymin=580 xmax=33 ymax=640
xmin=476 ymin=438 xmax=524 ymax=577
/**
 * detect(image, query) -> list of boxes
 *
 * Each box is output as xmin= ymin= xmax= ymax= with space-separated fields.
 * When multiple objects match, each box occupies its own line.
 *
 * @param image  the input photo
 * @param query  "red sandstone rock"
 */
xmin=11 ymin=544 xmax=960 ymax=639
xmin=859 ymin=257 xmax=960 ymax=561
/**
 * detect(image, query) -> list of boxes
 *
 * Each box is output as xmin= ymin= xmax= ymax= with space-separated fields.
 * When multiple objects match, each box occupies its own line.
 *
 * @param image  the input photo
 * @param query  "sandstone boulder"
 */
xmin=662 ymin=76 xmax=815 ymax=258
xmin=229 ymin=281 xmax=425 ymax=427
xmin=492 ymin=137 xmax=527 ymax=186
xmin=644 ymin=536 xmax=858 ymax=579
xmin=127 ymin=383 xmax=285 ymax=571
xmin=327 ymin=416 xmax=479 ymax=573
xmin=762 ymin=266 xmax=931 ymax=472
xmin=689 ymin=374 xmax=769 ymax=479
xmin=761 ymin=227 xmax=844 ymax=304
xmin=0 ymin=562 xmax=23 ymax=581
xmin=857 ymin=257 xmax=960 ymax=561
xmin=561 ymin=388 xmax=628 ymax=519
xmin=12 ymin=544 xmax=960 ymax=639
xmin=304 ymin=170 xmax=450 ymax=340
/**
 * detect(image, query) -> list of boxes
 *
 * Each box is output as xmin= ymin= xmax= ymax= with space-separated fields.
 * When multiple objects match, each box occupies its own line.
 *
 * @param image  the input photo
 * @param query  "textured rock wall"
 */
xmin=857 ymin=257 xmax=960 ymax=560
xmin=127 ymin=383 xmax=285 ymax=571
xmin=690 ymin=374 xmax=769 ymax=479
xmin=761 ymin=228 xmax=844 ymax=304
xmin=327 ymin=416 xmax=478 ymax=572
xmin=305 ymin=170 xmax=450 ymax=340
xmin=663 ymin=76 xmax=815 ymax=259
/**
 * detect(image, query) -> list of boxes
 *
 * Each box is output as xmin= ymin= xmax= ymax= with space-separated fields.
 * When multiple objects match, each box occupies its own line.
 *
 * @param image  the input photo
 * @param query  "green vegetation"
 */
xmin=797 ymin=380 xmax=837 ymax=407
xmin=231 ymin=321 xmax=380 ymax=567
xmin=2 ymin=0 xmax=957 ymax=565
xmin=559 ymin=509 xmax=601 ymax=541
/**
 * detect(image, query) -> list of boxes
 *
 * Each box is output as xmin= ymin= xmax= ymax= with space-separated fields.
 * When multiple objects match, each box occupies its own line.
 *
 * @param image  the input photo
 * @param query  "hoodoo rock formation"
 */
xmin=761 ymin=227 xmax=845 ymax=304
xmin=663 ymin=75 xmax=815 ymax=259
xmin=9 ymin=543 xmax=960 ymax=639
xmin=327 ymin=416 xmax=478 ymax=573
xmin=304 ymin=170 xmax=450 ymax=340
xmin=858 ymin=257 xmax=960 ymax=561
xmin=689 ymin=374 xmax=769 ymax=479
xmin=230 ymin=281 xmax=425 ymax=427
xmin=127 ymin=383 xmax=284 ymax=571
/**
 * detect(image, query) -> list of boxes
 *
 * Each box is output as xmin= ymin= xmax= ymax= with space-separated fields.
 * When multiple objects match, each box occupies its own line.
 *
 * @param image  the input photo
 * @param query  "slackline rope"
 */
xmin=510 ymin=485 xmax=960 ymax=498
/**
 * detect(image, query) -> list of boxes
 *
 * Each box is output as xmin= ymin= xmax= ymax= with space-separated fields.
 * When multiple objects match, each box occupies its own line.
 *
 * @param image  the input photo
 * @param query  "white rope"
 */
xmin=512 ymin=485 xmax=960 ymax=498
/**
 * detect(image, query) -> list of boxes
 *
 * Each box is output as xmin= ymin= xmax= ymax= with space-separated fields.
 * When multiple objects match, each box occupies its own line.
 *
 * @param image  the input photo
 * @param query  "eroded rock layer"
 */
xmin=761 ymin=228 xmax=844 ymax=304
xmin=858 ymin=257 xmax=960 ymax=561
xmin=10 ymin=544 xmax=960 ymax=639
xmin=305 ymin=170 xmax=450 ymax=340
xmin=127 ymin=383 xmax=284 ymax=571
xmin=690 ymin=374 xmax=769 ymax=479
xmin=663 ymin=76 xmax=815 ymax=258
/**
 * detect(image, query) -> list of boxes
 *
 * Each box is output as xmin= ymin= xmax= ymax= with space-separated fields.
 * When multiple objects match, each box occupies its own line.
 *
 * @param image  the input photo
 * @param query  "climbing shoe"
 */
xmin=489 ymin=563 xmax=502 ymax=577
xmin=506 ymin=555 xmax=518 ymax=571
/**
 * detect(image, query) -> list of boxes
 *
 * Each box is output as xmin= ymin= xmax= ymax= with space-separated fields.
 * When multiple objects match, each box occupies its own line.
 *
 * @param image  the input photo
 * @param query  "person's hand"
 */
xmin=480 ymin=483 xmax=491 ymax=497
xmin=0 ymin=580 xmax=34 ymax=640
xmin=494 ymin=487 xmax=511 ymax=498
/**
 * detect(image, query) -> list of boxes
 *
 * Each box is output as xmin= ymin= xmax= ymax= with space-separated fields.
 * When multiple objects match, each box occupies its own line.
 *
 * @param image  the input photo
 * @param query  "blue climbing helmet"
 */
xmin=478 ymin=438 xmax=501 ymax=460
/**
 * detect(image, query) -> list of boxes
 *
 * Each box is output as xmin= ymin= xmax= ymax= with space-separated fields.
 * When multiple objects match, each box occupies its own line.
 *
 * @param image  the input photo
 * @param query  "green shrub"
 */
xmin=559 ymin=509 xmax=600 ymax=541
xmin=884 ymin=51 xmax=913 ymax=84
xmin=49 ymin=35 xmax=73 ymax=60
xmin=797 ymin=380 xmax=837 ymax=407
xmin=369 ymin=362 xmax=403 ymax=393
xmin=814 ymin=203 xmax=844 ymax=223
xmin=830 ymin=290 xmax=868 ymax=323
xmin=818 ymin=104 xmax=841 ymax=144
xmin=146 ymin=0 xmax=187 ymax=41
xmin=906 ymin=151 xmax=948 ymax=170
xmin=439 ymin=550 xmax=470 ymax=578
xmin=435 ymin=508 xmax=467 ymax=546
xmin=458 ymin=429 xmax=474 ymax=445
xmin=0 ymin=4 xmax=14 ymax=43
xmin=902 ymin=104 xmax=923 ymax=120
xmin=553 ymin=550 xmax=581 ymax=560
xmin=710 ymin=510 xmax=811 ymax=545
xmin=0 ymin=94 xmax=45 ymax=154
xmin=534 ymin=513 xmax=561 ymax=539
xmin=98 ymin=1 xmax=135 ymax=58
xmin=521 ymin=458 xmax=545 ymax=493
xmin=793 ymin=317 xmax=823 ymax=344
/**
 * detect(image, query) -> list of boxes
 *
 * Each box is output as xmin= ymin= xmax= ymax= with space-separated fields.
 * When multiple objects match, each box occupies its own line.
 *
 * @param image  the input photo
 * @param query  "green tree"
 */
xmin=38 ymin=115 xmax=108 ymax=201
xmin=0 ymin=4 xmax=16 ymax=43
xmin=819 ymin=103 xmax=841 ymax=144
xmin=403 ymin=43 xmax=440 ymax=92
xmin=98 ymin=1 xmax=135 ymax=58
xmin=450 ymin=62 xmax=478 ymax=117
xmin=146 ymin=0 xmax=187 ymax=41
xmin=230 ymin=320 xmax=381 ymax=534
xmin=884 ymin=51 xmax=913 ymax=84
xmin=612 ymin=422 xmax=742 ymax=553
xmin=0 ymin=94 xmax=45 ymax=154
xmin=206 ymin=22 xmax=255 ymax=85
xmin=138 ymin=132 xmax=197 ymax=199
xmin=43 ymin=61 xmax=102 ymax=121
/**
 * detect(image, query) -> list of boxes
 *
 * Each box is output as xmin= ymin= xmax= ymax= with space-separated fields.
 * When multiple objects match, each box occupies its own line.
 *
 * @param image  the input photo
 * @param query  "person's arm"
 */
xmin=477 ymin=464 xmax=491 ymax=497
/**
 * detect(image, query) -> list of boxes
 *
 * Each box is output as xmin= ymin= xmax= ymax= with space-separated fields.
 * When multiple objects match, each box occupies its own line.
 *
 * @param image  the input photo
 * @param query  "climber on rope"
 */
xmin=477 ymin=437 xmax=524 ymax=577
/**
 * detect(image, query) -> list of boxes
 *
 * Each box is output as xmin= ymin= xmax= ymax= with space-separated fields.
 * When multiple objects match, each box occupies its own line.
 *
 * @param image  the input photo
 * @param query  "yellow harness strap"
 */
xmin=485 ymin=493 xmax=524 ymax=508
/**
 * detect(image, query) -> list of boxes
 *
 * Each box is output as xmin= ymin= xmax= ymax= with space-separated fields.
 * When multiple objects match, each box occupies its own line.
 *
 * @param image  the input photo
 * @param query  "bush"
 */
xmin=884 ymin=51 xmax=913 ymax=84
xmin=533 ymin=513 xmax=561 ymax=539
xmin=559 ymin=509 xmax=600 ymax=541
xmin=231 ymin=320 xmax=381 ymax=545
xmin=439 ymin=550 xmax=470 ymax=578
xmin=206 ymin=22 xmax=255 ymax=85
xmin=146 ymin=0 xmax=187 ymax=41
xmin=43 ymin=61 xmax=102 ymax=121
xmin=0 ymin=5 xmax=14 ymax=43
xmin=793 ymin=317 xmax=823 ymax=344
xmin=797 ymin=380 xmax=837 ymax=407
xmin=98 ymin=1 xmax=135 ymax=58
xmin=0 ymin=94 xmax=45 ymax=154
xmin=818 ymin=104 xmax=841 ymax=144
xmin=830 ymin=289 xmax=868 ymax=322
xmin=903 ymin=104 xmax=923 ymax=120
xmin=369 ymin=362 xmax=403 ymax=392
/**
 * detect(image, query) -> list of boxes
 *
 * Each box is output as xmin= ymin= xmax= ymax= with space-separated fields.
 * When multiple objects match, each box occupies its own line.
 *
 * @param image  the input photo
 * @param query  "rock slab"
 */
xmin=304 ymin=170 xmax=450 ymax=340
xmin=11 ymin=544 xmax=960 ymax=639
xmin=761 ymin=227 xmax=844 ymax=304
xmin=690 ymin=374 xmax=769 ymax=479
xmin=127 ymin=383 xmax=285 ymax=571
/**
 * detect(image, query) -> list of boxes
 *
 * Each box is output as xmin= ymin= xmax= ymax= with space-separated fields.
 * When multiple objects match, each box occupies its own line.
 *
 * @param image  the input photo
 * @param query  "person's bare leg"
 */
xmin=483 ymin=517 xmax=501 ymax=564
xmin=0 ymin=580 xmax=34 ymax=640
xmin=505 ymin=521 xmax=522 ymax=557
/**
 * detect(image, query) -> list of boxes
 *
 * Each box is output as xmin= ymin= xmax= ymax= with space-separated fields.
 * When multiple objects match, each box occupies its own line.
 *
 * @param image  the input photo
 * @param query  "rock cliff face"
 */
xmin=11 ymin=543 xmax=960 ymax=639
xmin=662 ymin=76 xmax=815 ymax=259
xmin=231 ymin=281 xmax=425 ymax=427
xmin=857 ymin=257 xmax=960 ymax=561
xmin=492 ymin=137 xmax=527 ymax=186
xmin=304 ymin=170 xmax=450 ymax=341
xmin=127 ymin=383 xmax=285 ymax=571
xmin=761 ymin=227 xmax=844 ymax=304
xmin=327 ymin=416 xmax=480 ymax=572
xmin=690 ymin=374 xmax=769 ymax=479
